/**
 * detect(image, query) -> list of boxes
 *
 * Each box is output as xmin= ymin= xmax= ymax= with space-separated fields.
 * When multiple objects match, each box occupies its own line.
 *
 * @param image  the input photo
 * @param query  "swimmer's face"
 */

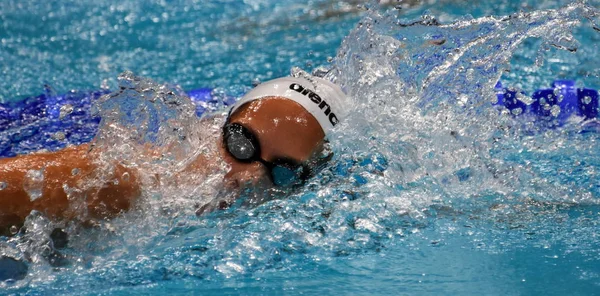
xmin=220 ymin=97 xmax=326 ymax=188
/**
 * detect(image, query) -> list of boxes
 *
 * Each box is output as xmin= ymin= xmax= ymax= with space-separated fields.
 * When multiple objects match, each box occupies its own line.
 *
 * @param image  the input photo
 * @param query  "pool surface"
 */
xmin=1 ymin=0 xmax=600 ymax=295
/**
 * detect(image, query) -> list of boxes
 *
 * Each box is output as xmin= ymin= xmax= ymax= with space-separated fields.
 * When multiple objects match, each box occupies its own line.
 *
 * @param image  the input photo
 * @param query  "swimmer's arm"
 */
xmin=0 ymin=144 xmax=139 ymax=234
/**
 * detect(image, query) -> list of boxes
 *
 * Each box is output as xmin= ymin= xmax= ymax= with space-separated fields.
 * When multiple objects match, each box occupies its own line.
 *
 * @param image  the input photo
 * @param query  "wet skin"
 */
xmin=0 ymin=96 xmax=326 ymax=233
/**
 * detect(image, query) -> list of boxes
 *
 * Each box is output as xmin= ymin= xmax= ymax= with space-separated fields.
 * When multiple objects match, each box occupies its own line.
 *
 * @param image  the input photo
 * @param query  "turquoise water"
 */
xmin=1 ymin=0 xmax=600 ymax=295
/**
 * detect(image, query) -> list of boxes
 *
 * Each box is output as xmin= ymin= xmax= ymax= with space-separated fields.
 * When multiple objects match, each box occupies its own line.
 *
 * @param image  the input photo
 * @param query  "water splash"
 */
xmin=328 ymin=1 xmax=599 ymax=207
xmin=1 ymin=72 xmax=233 ymax=289
xmin=2 ymin=1 xmax=600 ymax=293
xmin=90 ymin=71 xmax=230 ymax=216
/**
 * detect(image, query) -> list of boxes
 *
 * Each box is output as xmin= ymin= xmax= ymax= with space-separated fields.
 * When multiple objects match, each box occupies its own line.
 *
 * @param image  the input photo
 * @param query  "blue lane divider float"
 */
xmin=0 ymin=80 xmax=598 ymax=158
xmin=495 ymin=80 xmax=599 ymax=124
xmin=0 ymin=88 xmax=227 ymax=158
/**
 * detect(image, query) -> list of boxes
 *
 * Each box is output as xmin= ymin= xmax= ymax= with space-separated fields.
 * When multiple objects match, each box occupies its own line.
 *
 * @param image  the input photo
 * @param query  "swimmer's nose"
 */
xmin=218 ymin=138 xmax=271 ymax=189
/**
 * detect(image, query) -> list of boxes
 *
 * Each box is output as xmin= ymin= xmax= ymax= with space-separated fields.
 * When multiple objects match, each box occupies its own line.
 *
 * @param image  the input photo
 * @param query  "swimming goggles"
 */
xmin=222 ymin=123 xmax=313 ymax=187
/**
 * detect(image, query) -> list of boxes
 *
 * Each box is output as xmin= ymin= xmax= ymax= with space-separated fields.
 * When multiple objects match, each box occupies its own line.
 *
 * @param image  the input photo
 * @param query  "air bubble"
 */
xmin=0 ymin=181 xmax=6 ymax=190
xmin=72 ymin=168 xmax=80 ymax=176
xmin=59 ymin=104 xmax=74 ymax=119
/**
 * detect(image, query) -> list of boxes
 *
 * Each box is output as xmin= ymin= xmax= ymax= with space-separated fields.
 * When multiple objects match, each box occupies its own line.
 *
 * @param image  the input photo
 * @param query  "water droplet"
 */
xmin=100 ymin=79 xmax=110 ymax=90
xmin=62 ymin=183 xmax=80 ymax=201
xmin=59 ymin=104 xmax=74 ymax=119
xmin=40 ymin=245 xmax=52 ymax=256
xmin=23 ymin=169 xmax=45 ymax=202
xmin=550 ymin=105 xmax=561 ymax=117
xmin=9 ymin=225 xmax=18 ymax=235
xmin=582 ymin=96 xmax=592 ymax=105
xmin=553 ymin=88 xmax=560 ymax=96
xmin=516 ymin=92 xmax=533 ymax=105
xmin=53 ymin=131 xmax=66 ymax=141
xmin=511 ymin=108 xmax=523 ymax=115
xmin=465 ymin=68 xmax=474 ymax=81
xmin=456 ymin=94 xmax=469 ymax=107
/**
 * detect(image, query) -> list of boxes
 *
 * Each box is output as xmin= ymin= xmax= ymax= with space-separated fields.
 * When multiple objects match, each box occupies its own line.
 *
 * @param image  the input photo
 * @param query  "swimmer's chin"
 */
xmin=194 ymin=178 xmax=284 ymax=216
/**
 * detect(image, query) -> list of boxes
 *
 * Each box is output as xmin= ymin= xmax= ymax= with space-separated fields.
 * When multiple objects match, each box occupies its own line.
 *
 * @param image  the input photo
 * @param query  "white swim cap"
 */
xmin=229 ymin=76 xmax=348 ymax=135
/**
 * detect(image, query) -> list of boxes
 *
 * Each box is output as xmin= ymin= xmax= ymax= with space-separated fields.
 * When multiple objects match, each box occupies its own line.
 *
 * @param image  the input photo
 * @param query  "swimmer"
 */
xmin=0 ymin=74 xmax=348 ymax=235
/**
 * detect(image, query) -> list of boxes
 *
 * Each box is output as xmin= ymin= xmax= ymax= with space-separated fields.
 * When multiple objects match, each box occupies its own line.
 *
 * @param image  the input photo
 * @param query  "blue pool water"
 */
xmin=1 ymin=0 xmax=600 ymax=295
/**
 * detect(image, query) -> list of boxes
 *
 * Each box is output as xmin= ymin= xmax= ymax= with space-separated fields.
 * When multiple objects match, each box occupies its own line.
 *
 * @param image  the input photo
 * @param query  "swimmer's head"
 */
xmin=221 ymin=74 xmax=348 ymax=189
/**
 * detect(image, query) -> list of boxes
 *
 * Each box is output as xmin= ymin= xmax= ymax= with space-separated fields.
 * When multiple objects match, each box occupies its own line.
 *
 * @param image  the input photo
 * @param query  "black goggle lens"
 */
xmin=224 ymin=127 xmax=256 ymax=160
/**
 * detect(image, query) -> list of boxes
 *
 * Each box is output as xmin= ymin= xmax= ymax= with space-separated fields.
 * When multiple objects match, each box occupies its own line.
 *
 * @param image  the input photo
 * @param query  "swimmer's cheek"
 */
xmin=223 ymin=154 xmax=272 ymax=189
